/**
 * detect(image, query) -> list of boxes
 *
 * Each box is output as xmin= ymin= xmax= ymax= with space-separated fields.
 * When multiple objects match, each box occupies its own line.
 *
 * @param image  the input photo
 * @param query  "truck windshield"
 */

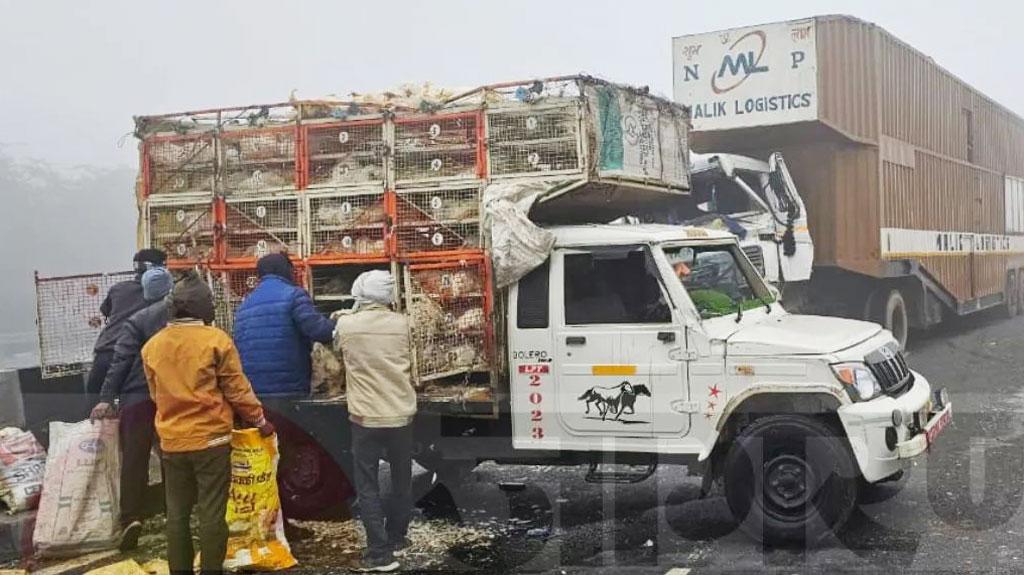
xmin=663 ymin=245 xmax=773 ymax=319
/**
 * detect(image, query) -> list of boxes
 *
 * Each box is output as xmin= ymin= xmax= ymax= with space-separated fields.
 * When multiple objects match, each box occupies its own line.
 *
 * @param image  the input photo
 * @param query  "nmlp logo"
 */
xmin=712 ymin=30 xmax=769 ymax=94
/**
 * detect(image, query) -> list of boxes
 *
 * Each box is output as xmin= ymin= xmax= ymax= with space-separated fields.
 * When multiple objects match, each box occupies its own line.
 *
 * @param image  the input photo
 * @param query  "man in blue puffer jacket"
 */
xmin=234 ymin=254 xmax=336 ymax=396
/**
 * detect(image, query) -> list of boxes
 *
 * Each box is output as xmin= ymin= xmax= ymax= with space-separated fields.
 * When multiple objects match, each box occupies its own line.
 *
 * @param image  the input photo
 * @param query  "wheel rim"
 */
xmin=764 ymin=454 xmax=816 ymax=517
xmin=282 ymin=444 xmax=322 ymax=492
xmin=888 ymin=300 xmax=908 ymax=348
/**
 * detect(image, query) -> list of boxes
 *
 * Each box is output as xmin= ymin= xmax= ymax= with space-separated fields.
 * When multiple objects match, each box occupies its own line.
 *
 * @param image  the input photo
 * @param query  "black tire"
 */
xmin=722 ymin=415 xmax=859 ymax=546
xmin=1005 ymin=271 xmax=1020 ymax=318
xmin=858 ymin=470 xmax=908 ymax=505
xmin=1018 ymin=270 xmax=1024 ymax=315
xmin=868 ymin=288 xmax=909 ymax=350
xmin=277 ymin=432 xmax=354 ymax=520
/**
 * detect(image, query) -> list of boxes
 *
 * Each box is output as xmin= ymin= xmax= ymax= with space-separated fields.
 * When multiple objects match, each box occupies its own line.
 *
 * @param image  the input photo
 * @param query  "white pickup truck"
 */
xmin=402 ymin=222 xmax=951 ymax=545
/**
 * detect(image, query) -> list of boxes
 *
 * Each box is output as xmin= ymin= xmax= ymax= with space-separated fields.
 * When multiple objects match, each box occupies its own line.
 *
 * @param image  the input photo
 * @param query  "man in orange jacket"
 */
xmin=142 ymin=271 xmax=273 ymax=575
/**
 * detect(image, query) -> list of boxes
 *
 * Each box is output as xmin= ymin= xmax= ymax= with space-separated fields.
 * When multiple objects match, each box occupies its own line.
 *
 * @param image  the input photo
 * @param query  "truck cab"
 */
xmin=501 ymin=223 xmax=950 ymax=544
xmin=685 ymin=152 xmax=813 ymax=286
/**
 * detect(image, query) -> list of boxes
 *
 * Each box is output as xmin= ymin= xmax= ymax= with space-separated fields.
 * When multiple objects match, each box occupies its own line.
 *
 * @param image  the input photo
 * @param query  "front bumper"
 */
xmin=837 ymin=371 xmax=952 ymax=482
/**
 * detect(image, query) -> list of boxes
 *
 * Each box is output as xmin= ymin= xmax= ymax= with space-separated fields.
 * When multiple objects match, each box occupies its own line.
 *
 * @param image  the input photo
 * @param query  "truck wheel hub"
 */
xmin=765 ymin=455 xmax=812 ymax=509
xmin=284 ymin=444 xmax=322 ymax=491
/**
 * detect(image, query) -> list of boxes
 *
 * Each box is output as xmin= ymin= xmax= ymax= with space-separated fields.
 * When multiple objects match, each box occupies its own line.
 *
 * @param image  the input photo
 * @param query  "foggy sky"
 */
xmin=1 ymin=0 xmax=1019 ymax=169
xmin=0 ymin=0 xmax=1020 ymax=359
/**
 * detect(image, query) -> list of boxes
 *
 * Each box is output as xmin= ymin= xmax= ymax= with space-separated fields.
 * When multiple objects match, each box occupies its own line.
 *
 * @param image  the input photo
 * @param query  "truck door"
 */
xmin=553 ymin=246 xmax=687 ymax=439
xmin=766 ymin=152 xmax=814 ymax=282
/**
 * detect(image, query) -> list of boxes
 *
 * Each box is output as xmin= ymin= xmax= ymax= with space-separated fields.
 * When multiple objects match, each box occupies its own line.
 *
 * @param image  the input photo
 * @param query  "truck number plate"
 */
xmin=926 ymin=407 xmax=952 ymax=446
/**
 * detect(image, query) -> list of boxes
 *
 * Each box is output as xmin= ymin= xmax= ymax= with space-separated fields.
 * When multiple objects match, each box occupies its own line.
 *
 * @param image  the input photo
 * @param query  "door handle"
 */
xmin=565 ymin=336 xmax=587 ymax=346
xmin=657 ymin=331 xmax=676 ymax=343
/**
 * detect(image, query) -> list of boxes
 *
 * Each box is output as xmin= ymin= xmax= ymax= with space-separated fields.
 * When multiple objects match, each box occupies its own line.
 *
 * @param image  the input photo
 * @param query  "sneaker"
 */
xmin=119 ymin=520 xmax=143 ymax=552
xmin=355 ymin=553 xmax=400 ymax=573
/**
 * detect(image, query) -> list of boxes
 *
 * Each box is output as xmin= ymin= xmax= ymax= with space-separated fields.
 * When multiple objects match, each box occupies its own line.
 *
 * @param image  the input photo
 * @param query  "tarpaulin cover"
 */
xmin=481 ymin=180 xmax=561 ymax=288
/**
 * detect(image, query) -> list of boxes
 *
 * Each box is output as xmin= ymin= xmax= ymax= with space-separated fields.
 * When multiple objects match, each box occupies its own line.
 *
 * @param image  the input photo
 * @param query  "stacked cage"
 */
xmin=403 ymin=258 xmax=493 ymax=387
xmin=487 ymin=102 xmax=583 ymax=178
xmin=393 ymin=185 xmax=483 ymax=257
xmin=146 ymin=198 xmax=217 ymax=266
xmin=208 ymin=265 xmax=308 ymax=333
xmin=220 ymin=126 xmax=300 ymax=196
xmin=223 ymin=196 xmax=303 ymax=262
xmin=394 ymin=112 xmax=484 ymax=185
xmin=143 ymin=133 xmax=217 ymax=196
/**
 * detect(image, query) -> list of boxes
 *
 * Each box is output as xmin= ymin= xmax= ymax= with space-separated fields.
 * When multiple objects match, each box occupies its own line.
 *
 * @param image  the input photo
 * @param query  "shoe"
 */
xmin=119 ymin=520 xmax=143 ymax=552
xmin=389 ymin=537 xmax=412 ymax=557
xmin=355 ymin=552 xmax=400 ymax=573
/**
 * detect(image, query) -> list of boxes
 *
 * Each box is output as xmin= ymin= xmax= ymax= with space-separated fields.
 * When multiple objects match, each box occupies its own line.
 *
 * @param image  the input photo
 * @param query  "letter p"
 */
xmin=791 ymin=51 xmax=806 ymax=69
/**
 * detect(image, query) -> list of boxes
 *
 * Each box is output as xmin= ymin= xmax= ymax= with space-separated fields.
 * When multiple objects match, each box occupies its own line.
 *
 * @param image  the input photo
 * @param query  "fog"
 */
xmin=0 ymin=0 xmax=1020 ymax=364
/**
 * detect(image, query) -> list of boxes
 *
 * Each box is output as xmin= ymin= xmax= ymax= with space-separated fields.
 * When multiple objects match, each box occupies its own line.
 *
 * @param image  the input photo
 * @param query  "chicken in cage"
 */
xmin=394 ymin=115 xmax=480 ymax=182
xmin=224 ymin=199 xmax=302 ymax=260
xmin=145 ymin=136 xmax=216 ymax=196
xmin=305 ymin=122 xmax=386 ymax=188
xmin=395 ymin=223 xmax=481 ymax=255
xmin=309 ymin=194 xmax=387 ymax=257
xmin=147 ymin=202 xmax=215 ymax=261
xmin=221 ymin=129 xmax=298 ymax=194
xmin=487 ymin=105 xmax=581 ymax=176
xmin=395 ymin=188 xmax=480 ymax=224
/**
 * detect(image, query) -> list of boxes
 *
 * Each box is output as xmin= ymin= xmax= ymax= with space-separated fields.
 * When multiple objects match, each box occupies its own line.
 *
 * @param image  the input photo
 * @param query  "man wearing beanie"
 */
xmin=142 ymin=271 xmax=273 ymax=575
xmin=334 ymin=270 xmax=416 ymax=572
xmin=90 ymin=266 xmax=173 ymax=550
xmin=86 ymin=249 xmax=167 ymax=402
xmin=233 ymin=253 xmax=335 ymax=396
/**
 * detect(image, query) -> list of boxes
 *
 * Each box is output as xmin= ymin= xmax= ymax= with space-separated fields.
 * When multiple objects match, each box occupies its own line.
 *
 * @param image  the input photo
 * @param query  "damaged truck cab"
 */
xmin=492 ymin=223 xmax=951 ymax=544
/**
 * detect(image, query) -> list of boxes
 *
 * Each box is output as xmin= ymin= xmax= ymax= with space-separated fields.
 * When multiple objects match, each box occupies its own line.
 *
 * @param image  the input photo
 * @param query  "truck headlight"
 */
xmin=832 ymin=362 xmax=882 ymax=401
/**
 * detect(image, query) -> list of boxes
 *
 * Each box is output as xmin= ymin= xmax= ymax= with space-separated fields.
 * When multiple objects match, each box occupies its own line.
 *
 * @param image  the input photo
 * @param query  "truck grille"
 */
xmin=742 ymin=244 xmax=766 ymax=276
xmin=865 ymin=343 xmax=913 ymax=397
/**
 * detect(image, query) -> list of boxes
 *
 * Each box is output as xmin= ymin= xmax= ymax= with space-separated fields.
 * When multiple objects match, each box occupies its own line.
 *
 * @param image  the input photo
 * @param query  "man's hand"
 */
xmin=90 ymin=402 xmax=114 ymax=422
xmin=257 ymin=420 xmax=276 ymax=437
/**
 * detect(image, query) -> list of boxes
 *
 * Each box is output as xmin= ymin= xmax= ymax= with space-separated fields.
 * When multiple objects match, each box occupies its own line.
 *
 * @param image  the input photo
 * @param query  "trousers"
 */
xmin=351 ymin=423 xmax=413 ymax=559
xmin=162 ymin=444 xmax=231 ymax=575
xmin=120 ymin=399 xmax=159 ymax=525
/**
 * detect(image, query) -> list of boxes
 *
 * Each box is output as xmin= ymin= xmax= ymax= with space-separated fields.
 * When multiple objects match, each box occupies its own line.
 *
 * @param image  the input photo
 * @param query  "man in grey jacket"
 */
xmin=90 ymin=266 xmax=173 ymax=551
xmin=334 ymin=270 xmax=417 ymax=573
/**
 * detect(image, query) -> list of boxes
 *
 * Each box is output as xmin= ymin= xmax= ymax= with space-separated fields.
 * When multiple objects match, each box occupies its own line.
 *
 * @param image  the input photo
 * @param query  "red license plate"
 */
xmin=926 ymin=408 xmax=952 ymax=446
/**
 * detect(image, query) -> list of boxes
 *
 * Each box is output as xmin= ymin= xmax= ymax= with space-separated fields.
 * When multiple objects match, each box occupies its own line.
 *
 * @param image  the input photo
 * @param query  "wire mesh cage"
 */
xmin=208 ymin=265 xmax=307 ymax=333
xmin=304 ymin=120 xmax=386 ymax=189
xmin=143 ymin=134 xmax=216 ymax=196
xmin=403 ymin=260 xmax=492 ymax=383
xmin=224 ymin=197 xmax=303 ymax=260
xmin=309 ymin=263 xmax=394 ymax=314
xmin=221 ymin=127 xmax=299 ymax=196
xmin=394 ymin=113 xmax=482 ymax=184
xmin=487 ymin=103 xmax=582 ymax=176
xmin=146 ymin=199 xmax=217 ymax=262
xmin=394 ymin=186 xmax=482 ymax=256
xmin=35 ymin=271 xmax=135 ymax=378
xmin=307 ymin=192 xmax=387 ymax=259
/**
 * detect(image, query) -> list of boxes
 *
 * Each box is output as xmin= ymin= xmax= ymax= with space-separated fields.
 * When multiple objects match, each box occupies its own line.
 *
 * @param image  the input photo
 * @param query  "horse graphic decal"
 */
xmin=578 ymin=381 xmax=652 ymax=422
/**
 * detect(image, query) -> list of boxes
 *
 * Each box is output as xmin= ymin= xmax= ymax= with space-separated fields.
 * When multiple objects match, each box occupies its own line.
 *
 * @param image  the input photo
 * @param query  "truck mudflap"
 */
xmin=895 ymin=396 xmax=952 ymax=459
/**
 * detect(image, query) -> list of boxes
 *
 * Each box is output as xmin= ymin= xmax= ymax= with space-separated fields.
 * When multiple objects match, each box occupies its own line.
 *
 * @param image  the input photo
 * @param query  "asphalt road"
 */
xmin=408 ymin=310 xmax=1024 ymax=574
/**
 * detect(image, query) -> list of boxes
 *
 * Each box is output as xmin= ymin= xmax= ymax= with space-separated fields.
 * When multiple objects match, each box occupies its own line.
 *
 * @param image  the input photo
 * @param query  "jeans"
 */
xmin=162 ymin=445 xmax=231 ymax=575
xmin=351 ymin=423 xmax=413 ymax=559
xmin=120 ymin=399 xmax=158 ymax=526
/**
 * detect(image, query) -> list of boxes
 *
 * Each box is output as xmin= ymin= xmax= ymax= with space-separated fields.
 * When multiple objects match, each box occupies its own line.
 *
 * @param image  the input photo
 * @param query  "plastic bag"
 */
xmin=224 ymin=429 xmax=296 ymax=571
xmin=0 ymin=428 xmax=46 ymax=513
xmin=33 ymin=419 xmax=121 ymax=557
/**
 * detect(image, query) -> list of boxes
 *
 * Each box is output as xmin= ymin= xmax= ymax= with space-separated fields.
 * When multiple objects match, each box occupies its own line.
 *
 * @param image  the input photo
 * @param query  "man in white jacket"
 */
xmin=334 ymin=270 xmax=417 ymax=573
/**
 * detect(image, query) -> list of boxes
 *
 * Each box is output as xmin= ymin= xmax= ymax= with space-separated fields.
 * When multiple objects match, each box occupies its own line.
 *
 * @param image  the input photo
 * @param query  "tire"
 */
xmin=1004 ymin=271 xmax=1020 ymax=318
xmin=868 ymin=288 xmax=909 ymax=350
xmin=277 ymin=431 xmax=354 ymax=520
xmin=1017 ymin=270 xmax=1024 ymax=317
xmin=722 ymin=415 xmax=859 ymax=546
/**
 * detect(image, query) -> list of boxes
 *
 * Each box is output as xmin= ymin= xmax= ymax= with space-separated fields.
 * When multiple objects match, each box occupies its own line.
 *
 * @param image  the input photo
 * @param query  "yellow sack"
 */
xmin=83 ymin=560 xmax=148 ymax=575
xmin=224 ymin=429 xmax=297 ymax=571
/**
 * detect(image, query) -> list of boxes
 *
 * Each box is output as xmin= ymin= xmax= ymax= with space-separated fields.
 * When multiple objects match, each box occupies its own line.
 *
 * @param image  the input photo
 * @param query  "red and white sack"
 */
xmin=0 ymin=427 xmax=46 ymax=513
xmin=33 ymin=419 xmax=121 ymax=557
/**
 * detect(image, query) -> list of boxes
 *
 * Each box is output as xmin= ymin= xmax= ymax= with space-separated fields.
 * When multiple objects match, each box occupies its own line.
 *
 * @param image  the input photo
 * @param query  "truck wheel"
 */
xmin=278 ymin=433 xmax=354 ymax=519
xmin=1007 ymin=271 xmax=1021 ymax=318
xmin=1018 ymin=271 xmax=1024 ymax=314
xmin=722 ymin=415 xmax=858 ymax=546
xmin=868 ymin=289 xmax=909 ymax=349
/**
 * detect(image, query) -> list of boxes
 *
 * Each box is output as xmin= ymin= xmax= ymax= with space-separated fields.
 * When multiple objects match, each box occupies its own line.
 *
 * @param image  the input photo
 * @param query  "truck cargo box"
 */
xmin=673 ymin=15 xmax=1024 ymax=311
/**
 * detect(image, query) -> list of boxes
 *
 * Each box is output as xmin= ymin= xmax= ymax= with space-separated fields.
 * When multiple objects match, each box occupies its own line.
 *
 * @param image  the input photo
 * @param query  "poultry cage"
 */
xmin=306 ymin=191 xmax=388 ymax=261
xmin=309 ymin=262 xmax=396 ymax=314
xmin=145 ymin=198 xmax=217 ymax=263
xmin=34 ymin=270 xmax=135 ymax=378
xmin=303 ymin=119 xmax=386 ymax=189
xmin=223 ymin=196 xmax=303 ymax=261
xmin=403 ymin=259 xmax=493 ymax=385
xmin=220 ymin=126 xmax=300 ymax=196
xmin=393 ymin=186 xmax=483 ymax=257
xmin=394 ymin=112 xmax=484 ymax=185
xmin=142 ymin=133 xmax=216 ymax=196
xmin=486 ymin=102 xmax=583 ymax=177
